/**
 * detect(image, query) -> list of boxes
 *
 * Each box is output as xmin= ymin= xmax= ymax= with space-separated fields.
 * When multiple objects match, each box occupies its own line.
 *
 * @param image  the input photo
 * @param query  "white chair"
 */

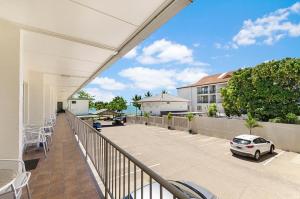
xmin=23 ymin=128 xmax=48 ymax=158
xmin=0 ymin=159 xmax=31 ymax=199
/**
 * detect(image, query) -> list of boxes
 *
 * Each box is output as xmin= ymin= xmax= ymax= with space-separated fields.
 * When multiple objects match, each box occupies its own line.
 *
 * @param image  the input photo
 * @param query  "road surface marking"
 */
xmin=263 ymin=151 xmax=285 ymax=166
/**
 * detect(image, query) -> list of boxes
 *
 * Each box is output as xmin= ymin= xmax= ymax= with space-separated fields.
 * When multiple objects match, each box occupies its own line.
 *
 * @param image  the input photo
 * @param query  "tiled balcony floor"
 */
xmin=22 ymin=114 xmax=101 ymax=199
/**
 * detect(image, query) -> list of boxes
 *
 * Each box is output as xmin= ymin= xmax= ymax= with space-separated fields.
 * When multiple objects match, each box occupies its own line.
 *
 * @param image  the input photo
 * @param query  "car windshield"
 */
xmin=233 ymin=138 xmax=251 ymax=145
xmin=171 ymin=181 xmax=206 ymax=199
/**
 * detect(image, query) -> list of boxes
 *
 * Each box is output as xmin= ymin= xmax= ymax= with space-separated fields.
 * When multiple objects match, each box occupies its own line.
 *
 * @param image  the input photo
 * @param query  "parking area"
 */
xmin=101 ymin=123 xmax=300 ymax=199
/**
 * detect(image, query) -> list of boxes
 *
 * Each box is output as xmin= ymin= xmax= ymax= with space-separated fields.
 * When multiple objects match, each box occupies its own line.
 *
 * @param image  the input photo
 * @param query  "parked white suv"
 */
xmin=230 ymin=134 xmax=275 ymax=160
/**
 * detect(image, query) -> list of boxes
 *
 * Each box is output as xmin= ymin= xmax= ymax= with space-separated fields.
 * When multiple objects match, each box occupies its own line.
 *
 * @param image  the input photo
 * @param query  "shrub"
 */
xmin=208 ymin=103 xmax=217 ymax=117
xmin=167 ymin=112 xmax=173 ymax=129
xmin=269 ymin=117 xmax=283 ymax=123
xmin=285 ymin=113 xmax=298 ymax=124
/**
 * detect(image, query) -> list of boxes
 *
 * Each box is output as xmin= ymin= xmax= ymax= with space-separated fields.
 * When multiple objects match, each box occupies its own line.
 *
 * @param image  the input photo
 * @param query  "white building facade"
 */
xmin=177 ymin=72 xmax=233 ymax=114
xmin=139 ymin=94 xmax=189 ymax=116
xmin=68 ymin=99 xmax=89 ymax=116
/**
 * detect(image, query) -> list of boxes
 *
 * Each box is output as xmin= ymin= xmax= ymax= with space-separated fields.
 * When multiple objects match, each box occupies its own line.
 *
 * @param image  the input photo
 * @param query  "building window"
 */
xmin=210 ymin=95 xmax=216 ymax=103
xmin=72 ymin=101 xmax=76 ymax=104
xmin=202 ymin=96 xmax=208 ymax=103
xmin=197 ymin=106 xmax=202 ymax=111
xmin=210 ymin=85 xmax=216 ymax=93
xmin=197 ymin=96 xmax=201 ymax=103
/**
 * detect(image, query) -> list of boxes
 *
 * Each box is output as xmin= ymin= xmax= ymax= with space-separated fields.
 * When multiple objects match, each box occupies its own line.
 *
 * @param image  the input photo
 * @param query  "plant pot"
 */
xmin=145 ymin=122 xmax=148 ymax=125
xmin=168 ymin=126 xmax=171 ymax=130
xmin=188 ymin=129 xmax=192 ymax=134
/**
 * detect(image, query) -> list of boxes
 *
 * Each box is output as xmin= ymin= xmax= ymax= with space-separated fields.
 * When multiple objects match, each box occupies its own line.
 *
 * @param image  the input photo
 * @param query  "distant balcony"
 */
xmin=198 ymin=90 xmax=208 ymax=94
xmin=210 ymin=99 xmax=216 ymax=103
xmin=209 ymin=89 xmax=216 ymax=93
xmin=198 ymin=100 xmax=208 ymax=103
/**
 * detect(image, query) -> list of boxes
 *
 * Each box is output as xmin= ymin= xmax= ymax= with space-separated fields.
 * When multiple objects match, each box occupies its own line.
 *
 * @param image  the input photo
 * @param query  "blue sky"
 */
xmin=84 ymin=0 xmax=300 ymax=103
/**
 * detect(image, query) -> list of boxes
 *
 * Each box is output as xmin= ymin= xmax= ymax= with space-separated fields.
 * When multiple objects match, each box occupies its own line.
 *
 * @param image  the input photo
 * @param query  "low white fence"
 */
xmin=127 ymin=115 xmax=300 ymax=153
xmin=127 ymin=116 xmax=189 ymax=130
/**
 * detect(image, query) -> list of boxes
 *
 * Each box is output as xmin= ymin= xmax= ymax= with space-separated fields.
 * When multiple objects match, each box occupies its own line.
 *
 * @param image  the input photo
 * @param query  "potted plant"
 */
xmin=245 ymin=113 xmax=261 ymax=135
xmin=167 ymin=112 xmax=173 ymax=129
xmin=186 ymin=112 xmax=194 ymax=134
xmin=144 ymin=112 xmax=150 ymax=125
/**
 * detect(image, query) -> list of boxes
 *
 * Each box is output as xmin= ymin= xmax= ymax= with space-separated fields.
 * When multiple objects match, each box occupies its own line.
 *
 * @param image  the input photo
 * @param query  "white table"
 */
xmin=0 ymin=169 xmax=17 ymax=193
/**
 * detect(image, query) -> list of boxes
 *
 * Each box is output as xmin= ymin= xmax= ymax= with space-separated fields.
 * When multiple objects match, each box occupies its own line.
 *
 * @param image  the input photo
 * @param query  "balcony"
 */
xmin=21 ymin=112 xmax=189 ymax=199
xmin=209 ymin=89 xmax=216 ymax=93
xmin=198 ymin=90 xmax=208 ymax=94
xmin=22 ymin=114 xmax=100 ymax=199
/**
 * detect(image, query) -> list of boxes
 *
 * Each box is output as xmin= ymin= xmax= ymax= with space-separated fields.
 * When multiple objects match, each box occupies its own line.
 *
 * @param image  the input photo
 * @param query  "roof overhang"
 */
xmin=0 ymin=0 xmax=191 ymax=101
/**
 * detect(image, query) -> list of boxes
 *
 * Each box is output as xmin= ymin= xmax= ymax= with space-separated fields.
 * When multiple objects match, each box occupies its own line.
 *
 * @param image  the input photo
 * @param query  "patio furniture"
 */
xmin=23 ymin=128 xmax=48 ymax=158
xmin=0 ymin=159 xmax=31 ymax=199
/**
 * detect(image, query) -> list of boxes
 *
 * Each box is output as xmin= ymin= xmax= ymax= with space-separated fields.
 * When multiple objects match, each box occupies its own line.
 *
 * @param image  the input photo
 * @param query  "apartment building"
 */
xmin=177 ymin=71 xmax=233 ymax=113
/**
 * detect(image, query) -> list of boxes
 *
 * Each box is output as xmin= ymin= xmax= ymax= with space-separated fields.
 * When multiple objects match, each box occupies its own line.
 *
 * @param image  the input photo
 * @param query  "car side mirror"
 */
xmin=266 ymin=140 xmax=270 ymax=143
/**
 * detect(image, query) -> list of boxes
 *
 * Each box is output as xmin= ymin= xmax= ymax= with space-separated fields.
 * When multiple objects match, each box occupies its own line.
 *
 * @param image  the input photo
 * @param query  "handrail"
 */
xmin=65 ymin=110 xmax=189 ymax=199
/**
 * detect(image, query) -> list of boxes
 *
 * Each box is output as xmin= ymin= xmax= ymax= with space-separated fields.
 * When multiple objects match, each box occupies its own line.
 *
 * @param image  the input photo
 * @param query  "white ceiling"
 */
xmin=0 ymin=0 xmax=191 ymax=101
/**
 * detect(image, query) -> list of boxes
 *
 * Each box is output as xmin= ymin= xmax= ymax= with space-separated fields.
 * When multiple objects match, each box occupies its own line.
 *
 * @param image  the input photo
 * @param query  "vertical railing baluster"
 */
xmin=104 ymin=140 xmax=108 ymax=199
xmin=119 ymin=151 xmax=121 ymax=199
xmin=141 ymin=171 xmax=143 ymax=199
xmin=115 ymin=148 xmax=117 ymax=198
xmin=150 ymin=177 xmax=152 ymax=199
xmin=134 ymin=165 xmax=136 ymax=199
xmin=128 ymin=159 xmax=130 ymax=198
xmin=160 ymin=184 xmax=163 ymax=199
xmin=111 ymin=145 xmax=113 ymax=194
xmin=123 ymin=155 xmax=125 ymax=198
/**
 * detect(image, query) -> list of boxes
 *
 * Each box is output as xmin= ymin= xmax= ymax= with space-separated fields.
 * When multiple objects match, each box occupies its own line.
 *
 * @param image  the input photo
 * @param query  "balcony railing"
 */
xmin=197 ymin=100 xmax=208 ymax=103
xmin=198 ymin=90 xmax=208 ymax=94
xmin=209 ymin=89 xmax=216 ymax=93
xmin=65 ymin=110 xmax=189 ymax=199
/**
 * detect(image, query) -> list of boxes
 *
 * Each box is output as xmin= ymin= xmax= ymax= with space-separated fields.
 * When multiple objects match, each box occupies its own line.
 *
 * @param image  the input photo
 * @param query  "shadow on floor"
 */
xmin=231 ymin=151 xmax=278 ymax=163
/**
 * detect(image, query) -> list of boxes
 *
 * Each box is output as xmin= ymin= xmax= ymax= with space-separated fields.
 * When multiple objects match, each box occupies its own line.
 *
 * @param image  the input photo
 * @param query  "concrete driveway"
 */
xmin=100 ymin=123 xmax=300 ymax=199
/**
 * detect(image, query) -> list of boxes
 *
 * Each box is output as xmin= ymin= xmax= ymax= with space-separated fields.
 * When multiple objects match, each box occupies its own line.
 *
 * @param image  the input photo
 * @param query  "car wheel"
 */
xmin=254 ymin=151 xmax=260 ymax=161
xmin=270 ymin=145 xmax=275 ymax=154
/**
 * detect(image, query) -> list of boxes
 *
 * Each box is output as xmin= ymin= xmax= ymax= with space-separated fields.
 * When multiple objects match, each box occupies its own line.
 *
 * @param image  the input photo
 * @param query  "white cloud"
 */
xmin=124 ymin=47 xmax=138 ymax=59
xmin=137 ymin=39 xmax=194 ymax=64
xmin=175 ymin=68 xmax=208 ymax=84
xmin=193 ymin=43 xmax=200 ymax=47
xmin=84 ymin=87 xmax=115 ymax=102
xmin=90 ymin=77 xmax=126 ymax=90
xmin=119 ymin=67 xmax=176 ymax=90
xmin=119 ymin=66 xmax=208 ymax=90
xmin=233 ymin=2 xmax=300 ymax=47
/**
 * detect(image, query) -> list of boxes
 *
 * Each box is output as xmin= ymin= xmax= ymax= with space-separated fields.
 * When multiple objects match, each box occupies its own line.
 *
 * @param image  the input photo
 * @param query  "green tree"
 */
xmin=144 ymin=91 xmax=152 ymax=97
xmin=222 ymin=58 xmax=300 ymax=121
xmin=144 ymin=112 xmax=150 ymax=125
xmin=76 ymin=90 xmax=95 ymax=108
xmin=132 ymin=95 xmax=142 ymax=116
xmin=108 ymin=96 xmax=127 ymax=112
xmin=208 ymin=103 xmax=218 ymax=117
xmin=186 ymin=113 xmax=194 ymax=133
xmin=167 ymin=112 xmax=172 ymax=129
xmin=94 ymin=101 xmax=109 ymax=110
xmin=245 ymin=114 xmax=261 ymax=135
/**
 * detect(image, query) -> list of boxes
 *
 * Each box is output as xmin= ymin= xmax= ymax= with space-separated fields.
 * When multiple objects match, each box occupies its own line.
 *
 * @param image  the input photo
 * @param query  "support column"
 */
xmin=28 ymin=71 xmax=44 ymax=125
xmin=0 ymin=19 xmax=23 ymax=159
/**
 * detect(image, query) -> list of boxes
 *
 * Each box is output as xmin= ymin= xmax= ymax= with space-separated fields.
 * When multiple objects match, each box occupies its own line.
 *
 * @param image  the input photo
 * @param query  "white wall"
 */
xmin=141 ymin=101 xmax=188 ymax=115
xmin=0 ymin=19 xmax=23 ymax=159
xmin=68 ymin=100 xmax=89 ymax=115
xmin=177 ymin=87 xmax=197 ymax=111
xmin=28 ymin=71 xmax=44 ymax=125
